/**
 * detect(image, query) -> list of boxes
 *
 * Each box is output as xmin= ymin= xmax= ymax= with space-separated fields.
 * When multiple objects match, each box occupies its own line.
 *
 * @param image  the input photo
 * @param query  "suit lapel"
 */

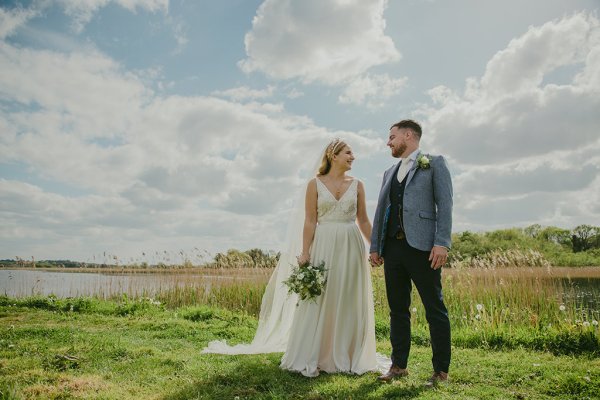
xmin=405 ymin=150 xmax=422 ymax=187
xmin=383 ymin=162 xmax=402 ymax=198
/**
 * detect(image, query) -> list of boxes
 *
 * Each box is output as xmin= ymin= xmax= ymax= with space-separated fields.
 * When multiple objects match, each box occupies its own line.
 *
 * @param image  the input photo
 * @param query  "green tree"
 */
xmin=571 ymin=225 xmax=599 ymax=252
xmin=245 ymin=248 xmax=280 ymax=268
xmin=538 ymin=226 xmax=571 ymax=246
xmin=524 ymin=224 xmax=542 ymax=238
xmin=213 ymin=249 xmax=253 ymax=268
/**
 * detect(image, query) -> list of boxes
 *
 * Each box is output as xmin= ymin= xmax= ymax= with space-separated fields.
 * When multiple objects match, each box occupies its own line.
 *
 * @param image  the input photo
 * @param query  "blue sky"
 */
xmin=1 ymin=0 xmax=599 ymax=263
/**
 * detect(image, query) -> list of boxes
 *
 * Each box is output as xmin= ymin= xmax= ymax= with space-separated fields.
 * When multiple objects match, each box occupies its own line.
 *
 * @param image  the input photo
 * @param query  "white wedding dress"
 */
xmin=280 ymin=178 xmax=378 ymax=376
xmin=202 ymin=175 xmax=389 ymax=376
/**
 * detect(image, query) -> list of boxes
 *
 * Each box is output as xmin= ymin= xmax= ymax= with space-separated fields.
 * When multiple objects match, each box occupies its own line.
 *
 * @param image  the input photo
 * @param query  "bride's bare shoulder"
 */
xmin=346 ymin=176 xmax=361 ymax=185
xmin=353 ymin=178 xmax=366 ymax=190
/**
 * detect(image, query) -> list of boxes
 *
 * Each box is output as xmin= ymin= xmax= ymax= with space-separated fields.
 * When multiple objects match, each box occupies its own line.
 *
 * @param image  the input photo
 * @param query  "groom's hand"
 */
xmin=369 ymin=252 xmax=383 ymax=267
xmin=429 ymin=246 xmax=448 ymax=270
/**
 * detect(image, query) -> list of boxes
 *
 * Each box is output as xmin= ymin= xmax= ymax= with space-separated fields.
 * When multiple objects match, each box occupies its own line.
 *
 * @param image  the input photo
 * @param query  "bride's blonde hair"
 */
xmin=318 ymin=138 xmax=347 ymax=176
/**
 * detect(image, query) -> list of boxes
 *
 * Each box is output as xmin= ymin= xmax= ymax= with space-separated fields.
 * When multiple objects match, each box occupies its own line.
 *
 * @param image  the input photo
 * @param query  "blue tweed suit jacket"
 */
xmin=370 ymin=152 xmax=453 ymax=255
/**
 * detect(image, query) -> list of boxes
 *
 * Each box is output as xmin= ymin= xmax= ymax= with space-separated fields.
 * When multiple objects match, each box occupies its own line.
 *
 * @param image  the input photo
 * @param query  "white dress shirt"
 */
xmin=396 ymin=148 xmax=420 ymax=182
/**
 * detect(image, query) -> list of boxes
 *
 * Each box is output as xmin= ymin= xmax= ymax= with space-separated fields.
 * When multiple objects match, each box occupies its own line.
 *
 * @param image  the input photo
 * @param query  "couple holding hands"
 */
xmin=204 ymin=119 xmax=453 ymax=387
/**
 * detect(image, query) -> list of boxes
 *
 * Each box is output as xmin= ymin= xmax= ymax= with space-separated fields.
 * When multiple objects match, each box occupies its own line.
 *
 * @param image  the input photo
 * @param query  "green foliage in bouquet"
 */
xmin=283 ymin=260 xmax=327 ymax=303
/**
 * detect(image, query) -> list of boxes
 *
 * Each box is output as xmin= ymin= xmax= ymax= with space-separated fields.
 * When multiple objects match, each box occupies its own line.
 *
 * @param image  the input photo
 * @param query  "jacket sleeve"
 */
xmin=432 ymin=156 xmax=453 ymax=249
xmin=370 ymin=170 xmax=388 ymax=254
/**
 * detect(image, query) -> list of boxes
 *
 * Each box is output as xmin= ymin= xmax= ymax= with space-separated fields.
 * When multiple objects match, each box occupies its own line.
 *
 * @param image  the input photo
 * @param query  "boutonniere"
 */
xmin=416 ymin=154 xmax=431 ymax=169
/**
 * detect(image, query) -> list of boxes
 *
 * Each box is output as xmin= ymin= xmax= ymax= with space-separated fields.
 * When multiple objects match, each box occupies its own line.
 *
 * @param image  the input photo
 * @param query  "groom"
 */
xmin=369 ymin=119 xmax=453 ymax=386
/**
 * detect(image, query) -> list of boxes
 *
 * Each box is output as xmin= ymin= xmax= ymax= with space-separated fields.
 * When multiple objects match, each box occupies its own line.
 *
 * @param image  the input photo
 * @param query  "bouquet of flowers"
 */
xmin=283 ymin=260 xmax=327 ymax=304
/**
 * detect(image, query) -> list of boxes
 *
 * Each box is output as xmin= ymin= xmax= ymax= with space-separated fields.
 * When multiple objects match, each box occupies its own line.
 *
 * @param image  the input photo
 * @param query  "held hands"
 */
xmin=429 ymin=246 xmax=448 ymax=269
xmin=369 ymin=252 xmax=383 ymax=267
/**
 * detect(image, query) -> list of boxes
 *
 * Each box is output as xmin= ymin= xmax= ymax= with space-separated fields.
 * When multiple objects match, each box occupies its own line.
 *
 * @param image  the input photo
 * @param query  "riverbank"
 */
xmin=0 ymin=266 xmax=274 ymax=275
xmin=1 ymin=298 xmax=599 ymax=399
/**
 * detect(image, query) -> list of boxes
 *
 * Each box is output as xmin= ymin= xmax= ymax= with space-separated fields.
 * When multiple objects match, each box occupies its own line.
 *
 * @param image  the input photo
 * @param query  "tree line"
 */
xmin=451 ymin=224 xmax=600 ymax=267
xmin=2 ymin=225 xmax=599 ymax=269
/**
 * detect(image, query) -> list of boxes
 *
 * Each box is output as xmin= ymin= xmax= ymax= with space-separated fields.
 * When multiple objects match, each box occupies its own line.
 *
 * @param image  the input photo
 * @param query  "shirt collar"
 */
xmin=400 ymin=148 xmax=420 ymax=163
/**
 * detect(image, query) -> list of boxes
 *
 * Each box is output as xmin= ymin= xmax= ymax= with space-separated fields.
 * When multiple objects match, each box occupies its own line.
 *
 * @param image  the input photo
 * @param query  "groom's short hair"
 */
xmin=391 ymin=119 xmax=422 ymax=139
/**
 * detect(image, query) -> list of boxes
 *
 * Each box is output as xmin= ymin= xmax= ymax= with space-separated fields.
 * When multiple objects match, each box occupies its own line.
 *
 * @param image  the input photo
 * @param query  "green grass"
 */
xmin=2 ymin=264 xmax=599 ymax=357
xmin=1 ymin=299 xmax=600 ymax=399
xmin=1 ymin=266 xmax=598 ymax=398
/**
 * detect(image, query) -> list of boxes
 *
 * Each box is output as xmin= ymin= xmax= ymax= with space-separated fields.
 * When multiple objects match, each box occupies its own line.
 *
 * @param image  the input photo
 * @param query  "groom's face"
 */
xmin=388 ymin=127 xmax=408 ymax=158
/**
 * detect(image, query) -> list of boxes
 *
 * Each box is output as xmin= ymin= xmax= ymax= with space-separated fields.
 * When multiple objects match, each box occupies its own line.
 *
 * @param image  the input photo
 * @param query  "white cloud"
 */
xmin=420 ymin=12 xmax=600 ymax=231
xmin=286 ymin=88 xmax=304 ymax=99
xmin=129 ymin=94 xmax=380 ymax=211
xmin=479 ymin=13 xmax=596 ymax=99
xmin=0 ymin=5 xmax=38 ymax=39
xmin=57 ymin=0 xmax=169 ymax=32
xmin=167 ymin=16 xmax=188 ymax=55
xmin=5 ymin=1 xmax=597 ymax=261
xmin=0 ymin=39 xmax=381 ymax=259
xmin=212 ymin=85 xmax=276 ymax=102
xmin=338 ymin=73 xmax=408 ymax=108
xmin=239 ymin=0 xmax=400 ymax=85
xmin=0 ymin=178 xmax=285 ymax=261
xmin=423 ymin=13 xmax=600 ymax=164
xmin=455 ymin=158 xmax=599 ymax=197
xmin=173 ymin=25 xmax=188 ymax=54
xmin=0 ymin=43 xmax=150 ymax=140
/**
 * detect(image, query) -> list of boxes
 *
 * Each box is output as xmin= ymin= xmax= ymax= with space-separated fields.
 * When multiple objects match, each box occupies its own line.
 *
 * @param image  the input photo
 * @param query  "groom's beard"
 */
xmin=391 ymin=142 xmax=407 ymax=158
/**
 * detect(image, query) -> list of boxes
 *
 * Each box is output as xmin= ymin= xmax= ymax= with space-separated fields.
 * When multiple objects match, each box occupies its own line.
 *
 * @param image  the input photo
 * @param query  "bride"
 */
xmin=203 ymin=139 xmax=382 ymax=377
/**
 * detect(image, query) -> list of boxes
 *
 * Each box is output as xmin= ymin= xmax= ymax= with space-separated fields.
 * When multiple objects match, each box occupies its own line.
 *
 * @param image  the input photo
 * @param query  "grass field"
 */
xmin=1 ymin=296 xmax=599 ymax=399
xmin=1 ymin=265 xmax=599 ymax=399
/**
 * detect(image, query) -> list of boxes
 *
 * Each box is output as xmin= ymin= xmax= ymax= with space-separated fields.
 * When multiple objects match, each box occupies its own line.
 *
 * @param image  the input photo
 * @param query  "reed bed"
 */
xmin=441 ymin=267 xmax=598 ymax=328
xmin=108 ymin=269 xmax=271 ymax=316
xmin=372 ymin=268 xmax=595 ymax=330
xmin=142 ymin=266 xmax=600 ymax=335
xmin=152 ymin=281 xmax=267 ymax=315
xmin=371 ymin=266 xmax=598 ymax=354
xmin=448 ymin=248 xmax=551 ymax=268
xmin=6 ymin=265 xmax=598 ymax=327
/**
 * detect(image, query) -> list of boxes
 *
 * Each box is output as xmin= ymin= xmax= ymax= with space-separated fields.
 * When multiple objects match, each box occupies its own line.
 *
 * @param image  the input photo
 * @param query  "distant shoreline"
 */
xmin=2 ymin=265 xmax=600 ymax=277
xmin=0 ymin=266 xmax=275 ymax=275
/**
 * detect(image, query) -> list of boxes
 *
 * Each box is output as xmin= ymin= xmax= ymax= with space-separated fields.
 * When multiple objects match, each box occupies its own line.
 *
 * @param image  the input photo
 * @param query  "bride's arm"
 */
xmin=299 ymin=179 xmax=318 ymax=264
xmin=356 ymin=180 xmax=372 ymax=243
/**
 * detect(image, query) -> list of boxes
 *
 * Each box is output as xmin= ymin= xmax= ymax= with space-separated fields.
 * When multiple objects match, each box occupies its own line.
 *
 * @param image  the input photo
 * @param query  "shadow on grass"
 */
xmin=162 ymin=354 xmax=427 ymax=400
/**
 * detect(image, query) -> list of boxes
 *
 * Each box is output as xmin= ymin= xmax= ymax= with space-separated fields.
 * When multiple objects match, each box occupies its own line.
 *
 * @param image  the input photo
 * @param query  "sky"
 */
xmin=1 ymin=0 xmax=599 ymax=264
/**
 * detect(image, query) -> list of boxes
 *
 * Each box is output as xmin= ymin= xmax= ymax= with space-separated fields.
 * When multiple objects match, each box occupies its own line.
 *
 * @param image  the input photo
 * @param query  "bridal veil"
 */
xmin=201 ymin=152 xmax=322 ymax=354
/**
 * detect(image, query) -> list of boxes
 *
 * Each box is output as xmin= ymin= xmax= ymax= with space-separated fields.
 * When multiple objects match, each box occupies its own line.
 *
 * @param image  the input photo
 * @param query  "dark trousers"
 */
xmin=383 ymin=236 xmax=451 ymax=373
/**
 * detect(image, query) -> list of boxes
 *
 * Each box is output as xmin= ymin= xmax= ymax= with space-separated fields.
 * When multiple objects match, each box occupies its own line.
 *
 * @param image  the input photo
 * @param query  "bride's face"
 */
xmin=333 ymin=145 xmax=355 ymax=171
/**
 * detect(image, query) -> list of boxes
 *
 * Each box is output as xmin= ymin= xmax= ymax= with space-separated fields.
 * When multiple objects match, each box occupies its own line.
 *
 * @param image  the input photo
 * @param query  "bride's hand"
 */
xmin=369 ymin=252 xmax=383 ymax=267
xmin=297 ymin=253 xmax=310 ymax=265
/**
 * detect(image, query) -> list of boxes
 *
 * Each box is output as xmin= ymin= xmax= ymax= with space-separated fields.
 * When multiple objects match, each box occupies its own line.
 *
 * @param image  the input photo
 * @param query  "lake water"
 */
xmin=560 ymin=276 xmax=599 ymax=311
xmin=0 ymin=269 xmax=269 ymax=299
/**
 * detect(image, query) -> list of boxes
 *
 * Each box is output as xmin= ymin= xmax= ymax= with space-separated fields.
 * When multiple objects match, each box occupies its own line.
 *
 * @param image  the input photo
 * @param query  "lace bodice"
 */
xmin=315 ymin=178 xmax=358 ymax=223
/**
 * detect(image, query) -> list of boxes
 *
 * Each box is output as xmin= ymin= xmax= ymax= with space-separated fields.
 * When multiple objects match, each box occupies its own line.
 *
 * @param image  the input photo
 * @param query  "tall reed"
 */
xmin=5 ymin=265 xmax=599 ymax=353
xmin=144 ymin=266 xmax=600 ymax=335
xmin=373 ymin=267 xmax=599 ymax=325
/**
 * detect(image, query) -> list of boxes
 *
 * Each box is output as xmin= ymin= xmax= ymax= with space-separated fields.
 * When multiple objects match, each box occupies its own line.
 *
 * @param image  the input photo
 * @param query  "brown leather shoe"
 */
xmin=424 ymin=371 xmax=448 ymax=387
xmin=377 ymin=365 xmax=409 ymax=382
